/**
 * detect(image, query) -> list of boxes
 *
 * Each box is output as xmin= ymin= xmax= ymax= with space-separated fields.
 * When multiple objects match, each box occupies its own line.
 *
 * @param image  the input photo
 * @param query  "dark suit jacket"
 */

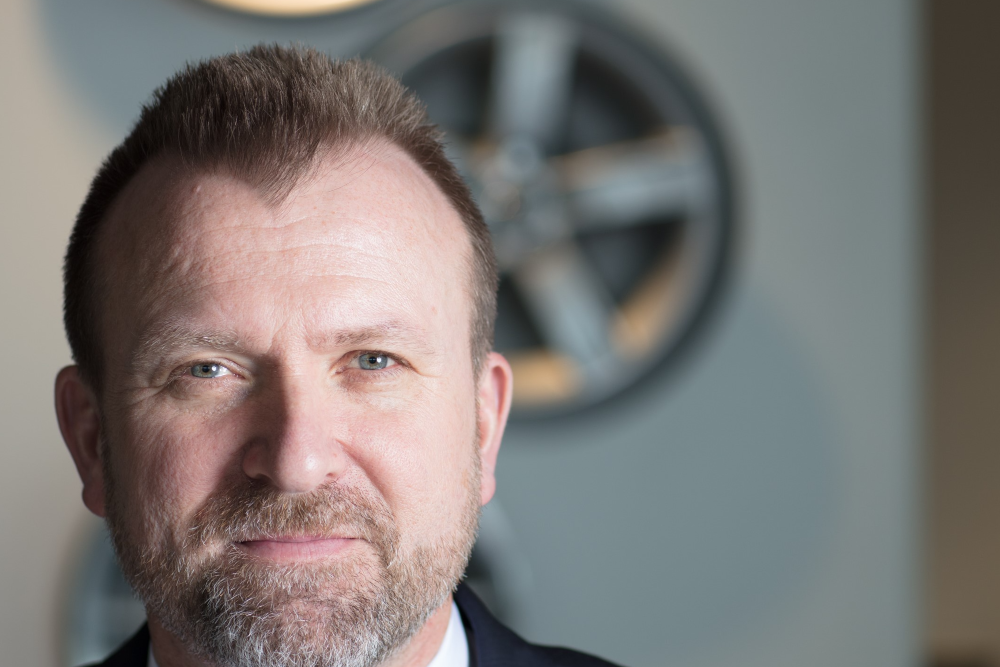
xmin=88 ymin=583 xmax=621 ymax=667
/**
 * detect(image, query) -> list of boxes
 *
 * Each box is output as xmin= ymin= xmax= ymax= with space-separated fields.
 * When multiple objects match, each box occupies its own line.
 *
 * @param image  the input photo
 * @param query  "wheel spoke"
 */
xmin=512 ymin=242 xmax=618 ymax=373
xmin=488 ymin=12 xmax=578 ymax=147
xmin=552 ymin=130 xmax=714 ymax=231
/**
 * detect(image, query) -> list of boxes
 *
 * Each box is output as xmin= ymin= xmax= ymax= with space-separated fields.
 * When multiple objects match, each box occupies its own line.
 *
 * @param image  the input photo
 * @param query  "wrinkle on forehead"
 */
xmin=101 ymin=140 xmax=468 ymax=279
xmin=97 ymin=137 xmax=462 ymax=268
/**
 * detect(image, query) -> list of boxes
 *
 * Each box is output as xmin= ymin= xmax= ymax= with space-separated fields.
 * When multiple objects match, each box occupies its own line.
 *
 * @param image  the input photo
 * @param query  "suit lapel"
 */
xmin=454 ymin=583 xmax=540 ymax=667
xmin=91 ymin=624 xmax=149 ymax=667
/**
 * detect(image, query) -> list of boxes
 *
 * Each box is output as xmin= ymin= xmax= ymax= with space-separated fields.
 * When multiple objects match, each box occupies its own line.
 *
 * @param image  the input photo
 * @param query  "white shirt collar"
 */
xmin=148 ymin=600 xmax=469 ymax=667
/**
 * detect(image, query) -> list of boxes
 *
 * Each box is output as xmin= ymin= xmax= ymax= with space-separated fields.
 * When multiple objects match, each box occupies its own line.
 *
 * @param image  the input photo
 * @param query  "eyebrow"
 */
xmin=306 ymin=321 xmax=436 ymax=357
xmin=129 ymin=319 xmax=436 ymax=374
xmin=129 ymin=324 xmax=244 ymax=375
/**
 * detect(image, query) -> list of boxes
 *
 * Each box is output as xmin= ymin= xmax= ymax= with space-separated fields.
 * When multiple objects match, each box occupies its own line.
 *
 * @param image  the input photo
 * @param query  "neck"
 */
xmin=147 ymin=595 xmax=455 ymax=667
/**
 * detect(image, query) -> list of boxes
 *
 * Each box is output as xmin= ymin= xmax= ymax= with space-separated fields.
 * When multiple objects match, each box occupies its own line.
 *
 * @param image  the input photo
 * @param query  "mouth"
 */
xmin=237 ymin=536 xmax=360 ymax=560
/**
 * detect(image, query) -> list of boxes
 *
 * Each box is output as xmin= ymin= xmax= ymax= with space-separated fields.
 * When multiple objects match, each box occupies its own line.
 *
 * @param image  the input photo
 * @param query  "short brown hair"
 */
xmin=64 ymin=44 xmax=497 ymax=392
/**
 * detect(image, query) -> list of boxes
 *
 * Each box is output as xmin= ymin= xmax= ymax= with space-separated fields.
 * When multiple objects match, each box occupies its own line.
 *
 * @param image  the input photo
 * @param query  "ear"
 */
xmin=476 ymin=352 xmax=513 ymax=506
xmin=55 ymin=366 xmax=106 ymax=517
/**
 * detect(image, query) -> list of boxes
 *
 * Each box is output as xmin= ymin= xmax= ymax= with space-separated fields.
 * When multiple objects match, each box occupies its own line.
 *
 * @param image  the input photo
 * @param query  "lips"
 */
xmin=238 ymin=536 xmax=359 ymax=560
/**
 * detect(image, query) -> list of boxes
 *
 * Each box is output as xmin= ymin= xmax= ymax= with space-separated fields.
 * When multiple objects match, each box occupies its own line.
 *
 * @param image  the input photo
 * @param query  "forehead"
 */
xmin=97 ymin=143 xmax=473 ymax=349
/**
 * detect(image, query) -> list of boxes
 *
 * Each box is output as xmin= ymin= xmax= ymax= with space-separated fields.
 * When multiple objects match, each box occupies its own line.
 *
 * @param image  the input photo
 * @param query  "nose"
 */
xmin=241 ymin=373 xmax=346 ymax=493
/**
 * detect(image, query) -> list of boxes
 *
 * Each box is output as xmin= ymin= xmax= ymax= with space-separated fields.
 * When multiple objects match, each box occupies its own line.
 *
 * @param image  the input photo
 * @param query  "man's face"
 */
xmin=64 ymin=143 xmax=509 ymax=667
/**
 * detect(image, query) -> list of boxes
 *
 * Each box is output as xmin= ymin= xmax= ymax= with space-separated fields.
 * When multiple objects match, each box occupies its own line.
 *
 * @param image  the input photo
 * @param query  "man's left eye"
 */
xmin=190 ymin=363 xmax=231 ymax=379
xmin=357 ymin=353 xmax=393 ymax=370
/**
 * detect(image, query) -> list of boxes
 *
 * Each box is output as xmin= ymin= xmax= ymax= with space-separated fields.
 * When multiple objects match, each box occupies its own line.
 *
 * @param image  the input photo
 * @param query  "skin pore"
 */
xmin=55 ymin=141 xmax=513 ymax=667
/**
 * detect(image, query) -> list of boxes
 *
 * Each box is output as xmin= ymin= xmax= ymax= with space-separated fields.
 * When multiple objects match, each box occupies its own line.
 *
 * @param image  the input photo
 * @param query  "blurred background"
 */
xmin=0 ymin=0 xmax=995 ymax=665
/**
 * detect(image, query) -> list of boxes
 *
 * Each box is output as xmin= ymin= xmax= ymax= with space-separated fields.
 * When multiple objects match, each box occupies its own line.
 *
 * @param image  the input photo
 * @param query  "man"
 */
xmin=54 ymin=45 xmax=618 ymax=667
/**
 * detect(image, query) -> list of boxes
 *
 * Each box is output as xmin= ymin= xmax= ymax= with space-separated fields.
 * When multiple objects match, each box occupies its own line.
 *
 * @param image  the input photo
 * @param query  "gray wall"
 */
xmin=0 ymin=0 xmax=919 ymax=666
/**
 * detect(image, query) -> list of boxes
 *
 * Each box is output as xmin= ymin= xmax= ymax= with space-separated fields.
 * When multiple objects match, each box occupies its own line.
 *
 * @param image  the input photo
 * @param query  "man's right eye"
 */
xmin=189 ymin=363 xmax=231 ymax=379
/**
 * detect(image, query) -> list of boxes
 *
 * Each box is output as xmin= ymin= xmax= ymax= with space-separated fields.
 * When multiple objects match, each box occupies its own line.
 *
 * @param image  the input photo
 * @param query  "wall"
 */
xmin=0 ymin=1 xmax=919 ymax=666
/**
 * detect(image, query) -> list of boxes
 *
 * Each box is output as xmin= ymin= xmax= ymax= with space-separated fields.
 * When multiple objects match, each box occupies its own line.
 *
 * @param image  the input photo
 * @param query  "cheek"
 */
xmin=344 ymin=384 xmax=478 ymax=538
xmin=111 ymin=404 xmax=241 ymax=538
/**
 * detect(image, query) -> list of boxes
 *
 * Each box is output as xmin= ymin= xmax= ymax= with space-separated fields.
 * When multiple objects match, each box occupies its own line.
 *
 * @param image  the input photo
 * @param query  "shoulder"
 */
xmin=79 ymin=624 xmax=149 ymax=667
xmin=454 ymin=584 xmax=624 ymax=667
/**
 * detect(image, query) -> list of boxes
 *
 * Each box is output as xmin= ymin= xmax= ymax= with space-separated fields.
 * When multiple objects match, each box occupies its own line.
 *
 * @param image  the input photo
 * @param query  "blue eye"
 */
xmin=358 ymin=353 xmax=390 ymax=370
xmin=190 ymin=363 xmax=230 ymax=378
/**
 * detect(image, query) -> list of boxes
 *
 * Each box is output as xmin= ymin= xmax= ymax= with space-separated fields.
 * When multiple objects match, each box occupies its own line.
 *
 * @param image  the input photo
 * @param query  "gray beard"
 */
xmin=102 ymin=448 xmax=481 ymax=667
xmin=171 ymin=539 xmax=445 ymax=667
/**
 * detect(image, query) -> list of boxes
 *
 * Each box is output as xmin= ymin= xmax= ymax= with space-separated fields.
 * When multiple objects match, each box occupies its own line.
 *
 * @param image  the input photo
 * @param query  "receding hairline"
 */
xmin=101 ymin=136 xmax=428 ymax=218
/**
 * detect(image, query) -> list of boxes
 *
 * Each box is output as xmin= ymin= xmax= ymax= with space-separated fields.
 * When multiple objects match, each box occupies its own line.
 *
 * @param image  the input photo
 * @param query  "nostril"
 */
xmin=241 ymin=432 xmax=345 ymax=494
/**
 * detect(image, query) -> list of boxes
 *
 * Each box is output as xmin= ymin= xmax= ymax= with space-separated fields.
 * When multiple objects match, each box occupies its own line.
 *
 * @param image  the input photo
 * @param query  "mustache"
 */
xmin=182 ymin=479 xmax=399 ymax=559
